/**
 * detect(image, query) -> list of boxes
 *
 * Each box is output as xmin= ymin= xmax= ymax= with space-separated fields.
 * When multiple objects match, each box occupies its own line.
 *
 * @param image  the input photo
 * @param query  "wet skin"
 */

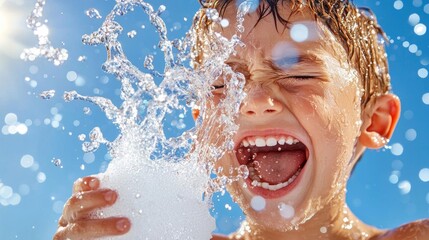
xmin=53 ymin=176 xmax=131 ymax=239
xmin=206 ymin=3 xmax=427 ymax=240
xmin=54 ymin=3 xmax=429 ymax=240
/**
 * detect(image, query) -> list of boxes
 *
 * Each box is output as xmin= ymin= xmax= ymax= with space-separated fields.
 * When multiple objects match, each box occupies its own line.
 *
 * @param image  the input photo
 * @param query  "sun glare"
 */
xmin=0 ymin=4 xmax=28 ymax=60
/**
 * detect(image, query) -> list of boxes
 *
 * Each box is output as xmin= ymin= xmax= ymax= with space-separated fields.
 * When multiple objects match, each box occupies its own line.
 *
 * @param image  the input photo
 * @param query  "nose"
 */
xmin=240 ymin=87 xmax=283 ymax=117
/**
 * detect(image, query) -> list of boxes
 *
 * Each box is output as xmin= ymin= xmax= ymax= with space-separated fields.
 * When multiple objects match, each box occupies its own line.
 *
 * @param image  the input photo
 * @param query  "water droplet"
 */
xmin=220 ymin=19 xmax=229 ymax=28
xmin=63 ymin=91 xmax=78 ymax=102
xmin=127 ymin=30 xmax=137 ymax=38
xmin=290 ymin=23 xmax=309 ymax=42
xmin=418 ymin=68 xmax=428 ymax=78
xmin=83 ymin=152 xmax=95 ymax=164
xmin=85 ymin=8 xmax=102 ymax=19
xmin=40 ymin=90 xmax=55 ymax=99
xmin=157 ymin=5 xmax=166 ymax=15
xmin=419 ymin=168 xmax=429 ymax=182
xmin=37 ymin=172 xmax=46 ymax=183
xmin=83 ymin=107 xmax=91 ymax=115
xmin=393 ymin=0 xmax=403 ymax=10
xmin=78 ymin=134 xmax=86 ymax=141
xmin=4 ymin=113 xmax=18 ymax=125
xmin=409 ymin=13 xmax=420 ymax=26
xmin=78 ymin=55 xmax=87 ymax=62
xmin=20 ymin=155 xmax=34 ymax=168
xmin=237 ymin=165 xmax=249 ymax=179
xmin=413 ymin=0 xmax=423 ymax=7
xmin=424 ymin=4 xmax=429 ymax=14
xmin=144 ymin=55 xmax=154 ymax=70
xmin=408 ymin=44 xmax=418 ymax=53
xmin=405 ymin=129 xmax=417 ymax=141
xmin=51 ymin=158 xmax=62 ymax=168
xmin=390 ymin=143 xmax=404 ymax=156
xmin=423 ymin=93 xmax=429 ymax=105
xmin=205 ymin=8 xmax=219 ymax=21
xmin=389 ymin=171 xmax=399 ymax=184
xmin=414 ymin=23 xmax=426 ymax=36
xmin=278 ymin=203 xmax=295 ymax=219
xmin=0 ymin=185 xmax=13 ymax=199
xmin=250 ymin=195 xmax=266 ymax=211
xmin=82 ymin=141 xmax=100 ymax=153
xmin=67 ymin=71 xmax=78 ymax=81
xmin=398 ymin=180 xmax=411 ymax=194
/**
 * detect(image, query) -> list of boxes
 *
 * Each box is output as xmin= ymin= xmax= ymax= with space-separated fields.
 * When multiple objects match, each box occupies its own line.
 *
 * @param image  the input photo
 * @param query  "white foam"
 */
xmin=97 ymin=132 xmax=215 ymax=240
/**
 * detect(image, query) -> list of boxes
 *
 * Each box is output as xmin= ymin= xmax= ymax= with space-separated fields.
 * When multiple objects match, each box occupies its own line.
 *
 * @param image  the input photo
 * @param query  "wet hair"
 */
xmin=194 ymin=0 xmax=391 ymax=107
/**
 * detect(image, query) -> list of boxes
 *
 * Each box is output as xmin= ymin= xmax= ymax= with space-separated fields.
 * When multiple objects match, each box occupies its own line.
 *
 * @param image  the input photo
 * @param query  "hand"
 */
xmin=53 ymin=176 xmax=131 ymax=239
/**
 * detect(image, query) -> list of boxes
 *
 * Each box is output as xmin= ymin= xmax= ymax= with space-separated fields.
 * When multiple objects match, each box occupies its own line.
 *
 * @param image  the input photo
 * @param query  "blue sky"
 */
xmin=0 ymin=0 xmax=428 ymax=239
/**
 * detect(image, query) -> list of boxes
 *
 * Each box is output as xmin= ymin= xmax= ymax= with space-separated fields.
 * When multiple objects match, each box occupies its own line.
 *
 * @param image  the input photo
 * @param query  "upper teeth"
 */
xmin=242 ymin=136 xmax=299 ymax=147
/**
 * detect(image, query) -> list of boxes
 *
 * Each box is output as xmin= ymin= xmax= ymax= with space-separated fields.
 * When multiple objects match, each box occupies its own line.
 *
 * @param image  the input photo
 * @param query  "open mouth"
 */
xmin=236 ymin=135 xmax=308 ymax=193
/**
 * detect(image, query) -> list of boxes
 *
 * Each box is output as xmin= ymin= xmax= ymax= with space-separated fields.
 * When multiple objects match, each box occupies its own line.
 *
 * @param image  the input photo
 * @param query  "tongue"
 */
xmin=252 ymin=150 xmax=305 ymax=185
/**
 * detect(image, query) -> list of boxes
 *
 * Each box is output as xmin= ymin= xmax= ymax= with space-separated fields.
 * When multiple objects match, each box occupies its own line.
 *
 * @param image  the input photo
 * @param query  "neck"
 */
xmin=236 ymin=194 xmax=381 ymax=240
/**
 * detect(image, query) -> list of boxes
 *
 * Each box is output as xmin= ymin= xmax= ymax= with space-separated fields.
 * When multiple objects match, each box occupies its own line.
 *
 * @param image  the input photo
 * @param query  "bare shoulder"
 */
xmin=372 ymin=219 xmax=429 ymax=240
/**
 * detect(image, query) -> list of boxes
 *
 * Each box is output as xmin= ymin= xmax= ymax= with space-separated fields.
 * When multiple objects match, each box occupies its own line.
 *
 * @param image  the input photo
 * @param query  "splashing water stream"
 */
xmin=21 ymin=0 xmax=68 ymax=65
xmin=5 ymin=0 xmax=429 ymax=238
xmin=24 ymin=0 xmax=255 ymax=239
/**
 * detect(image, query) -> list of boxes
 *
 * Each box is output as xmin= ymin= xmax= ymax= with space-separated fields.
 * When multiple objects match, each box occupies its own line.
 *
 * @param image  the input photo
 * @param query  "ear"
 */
xmin=359 ymin=94 xmax=401 ymax=149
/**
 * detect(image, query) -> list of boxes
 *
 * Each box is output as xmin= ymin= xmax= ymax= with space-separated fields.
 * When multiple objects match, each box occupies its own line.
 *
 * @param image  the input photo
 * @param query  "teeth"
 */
xmin=261 ymin=182 xmax=269 ymax=189
xmin=286 ymin=136 xmax=294 ymax=145
xmin=241 ymin=135 xmax=300 ymax=147
xmin=255 ymin=137 xmax=266 ymax=147
xmin=248 ymin=168 xmax=302 ymax=191
xmin=266 ymin=137 xmax=277 ymax=147
xmin=251 ymin=180 xmax=259 ymax=186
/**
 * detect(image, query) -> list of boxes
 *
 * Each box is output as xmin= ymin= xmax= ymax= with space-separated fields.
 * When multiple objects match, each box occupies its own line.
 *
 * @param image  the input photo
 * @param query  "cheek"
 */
xmin=214 ymin=151 xmax=236 ymax=173
xmin=291 ymin=83 xmax=362 ymax=156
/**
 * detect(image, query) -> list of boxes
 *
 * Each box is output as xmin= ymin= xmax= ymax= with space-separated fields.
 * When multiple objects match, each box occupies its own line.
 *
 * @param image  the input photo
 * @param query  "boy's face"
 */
xmin=208 ymin=4 xmax=366 ymax=230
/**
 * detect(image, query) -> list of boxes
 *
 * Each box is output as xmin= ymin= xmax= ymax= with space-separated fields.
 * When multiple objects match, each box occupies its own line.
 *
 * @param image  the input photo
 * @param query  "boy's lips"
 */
xmin=234 ymin=133 xmax=309 ymax=198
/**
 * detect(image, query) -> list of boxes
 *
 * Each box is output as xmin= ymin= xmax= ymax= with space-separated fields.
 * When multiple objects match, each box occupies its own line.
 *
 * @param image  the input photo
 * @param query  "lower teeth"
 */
xmin=249 ymin=168 xmax=302 ymax=191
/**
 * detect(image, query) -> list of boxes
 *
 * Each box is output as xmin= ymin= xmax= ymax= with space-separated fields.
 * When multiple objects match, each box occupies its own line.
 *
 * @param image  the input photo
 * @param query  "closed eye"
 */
xmin=212 ymin=85 xmax=225 ymax=89
xmin=277 ymin=76 xmax=316 ymax=89
xmin=288 ymin=76 xmax=314 ymax=80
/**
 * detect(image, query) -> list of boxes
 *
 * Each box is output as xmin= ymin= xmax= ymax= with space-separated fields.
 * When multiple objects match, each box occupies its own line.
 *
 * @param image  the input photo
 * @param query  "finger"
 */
xmin=54 ymin=217 xmax=131 ymax=240
xmin=63 ymin=189 xmax=117 ymax=224
xmin=72 ymin=176 xmax=100 ymax=193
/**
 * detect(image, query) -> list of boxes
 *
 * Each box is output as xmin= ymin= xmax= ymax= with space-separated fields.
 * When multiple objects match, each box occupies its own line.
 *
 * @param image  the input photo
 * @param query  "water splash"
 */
xmin=57 ymin=0 xmax=254 ymax=239
xmin=21 ymin=0 xmax=68 ymax=66
xmin=39 ymin=89 xmax=55 ymax=99
xmin=86 ymin=8 xmax=103 ymax=19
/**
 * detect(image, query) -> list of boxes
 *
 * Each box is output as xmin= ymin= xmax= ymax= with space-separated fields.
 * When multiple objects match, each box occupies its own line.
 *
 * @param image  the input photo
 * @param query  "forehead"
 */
xmin=216 ymin=3 xmax=345 ymax=63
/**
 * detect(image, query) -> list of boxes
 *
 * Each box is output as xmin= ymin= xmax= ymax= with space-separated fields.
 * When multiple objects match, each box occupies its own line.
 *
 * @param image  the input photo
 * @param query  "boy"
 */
xmin=54 ymin=0 xmax=429 ymax=239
